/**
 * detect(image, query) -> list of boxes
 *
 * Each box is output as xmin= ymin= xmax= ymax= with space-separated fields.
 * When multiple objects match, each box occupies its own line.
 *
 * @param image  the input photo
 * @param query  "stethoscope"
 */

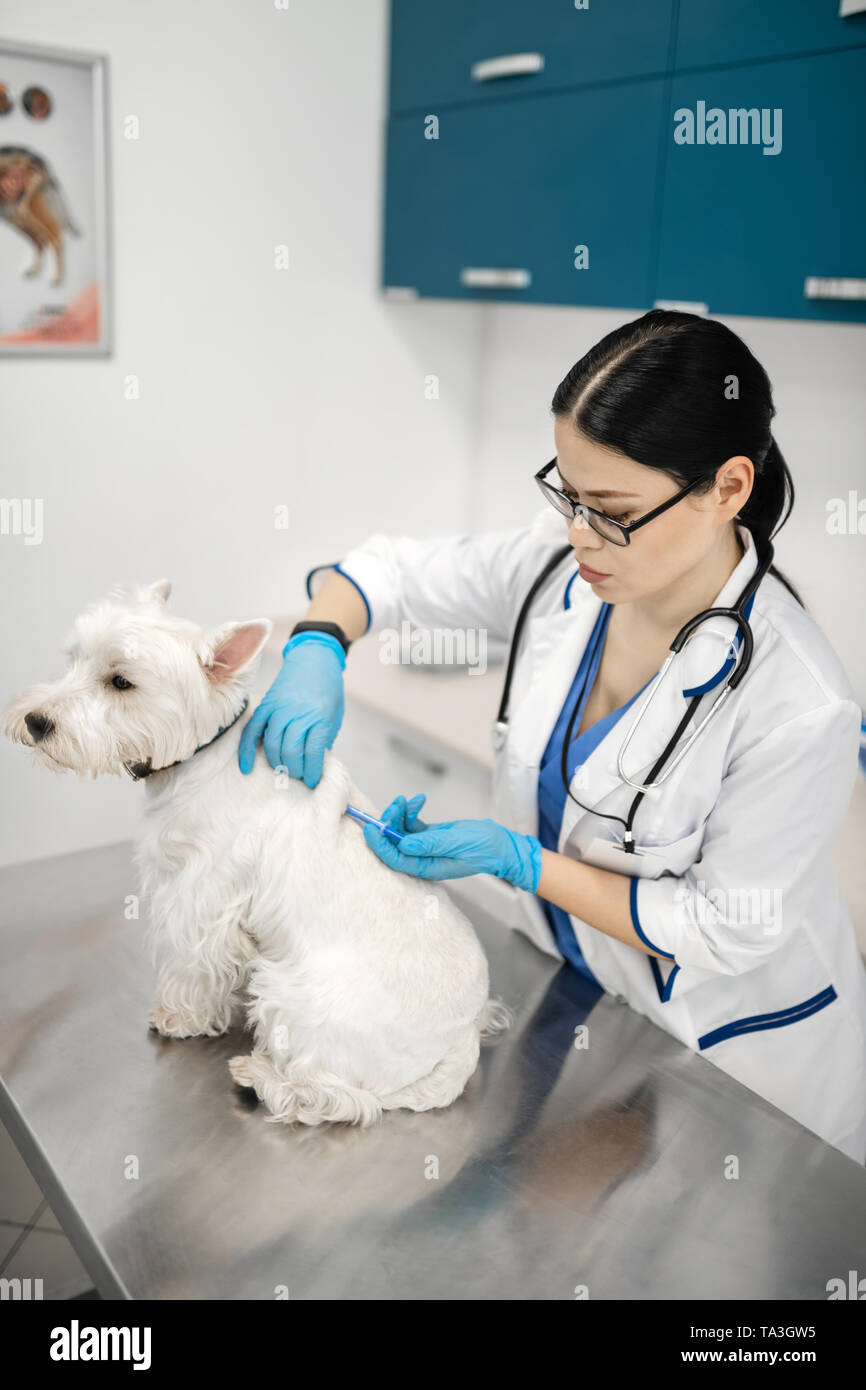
xmin=492 ymin=540 xmax=775 ymax=853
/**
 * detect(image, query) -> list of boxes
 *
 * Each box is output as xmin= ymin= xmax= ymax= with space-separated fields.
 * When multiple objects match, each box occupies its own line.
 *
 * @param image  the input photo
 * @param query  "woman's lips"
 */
xmin=578 ymin=562 xmax=612 ymax=583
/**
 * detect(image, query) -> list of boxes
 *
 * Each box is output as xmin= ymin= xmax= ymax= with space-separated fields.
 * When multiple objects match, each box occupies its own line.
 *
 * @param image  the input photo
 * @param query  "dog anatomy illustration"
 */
xmin=0 ymin=146 xmax=80 ymax=287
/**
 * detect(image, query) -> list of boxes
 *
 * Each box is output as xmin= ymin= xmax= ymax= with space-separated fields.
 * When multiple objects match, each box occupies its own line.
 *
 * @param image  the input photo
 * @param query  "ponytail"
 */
xmin=739 ymin=436 xmax=804 ymax=607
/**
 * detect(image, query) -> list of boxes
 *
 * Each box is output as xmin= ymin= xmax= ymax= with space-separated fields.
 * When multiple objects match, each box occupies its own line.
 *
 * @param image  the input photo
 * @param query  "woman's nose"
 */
xmin=568 ymin=514 xmax=603 ymax=548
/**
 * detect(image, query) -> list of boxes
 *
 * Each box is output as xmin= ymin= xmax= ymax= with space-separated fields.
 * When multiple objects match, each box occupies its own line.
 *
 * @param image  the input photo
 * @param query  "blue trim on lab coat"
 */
xmin=649 ymin=955 xmax=681 ymax=1002
xmin=304 ymin=561 xmax=372 ymax=635
xmin=697 ymin=985 xmax=838 ymax=1050
xmin=630 ymin=877 xmax=676 ymax=962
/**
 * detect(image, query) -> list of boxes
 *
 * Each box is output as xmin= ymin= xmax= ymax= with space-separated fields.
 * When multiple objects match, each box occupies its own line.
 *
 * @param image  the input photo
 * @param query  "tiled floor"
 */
xmin=0 ymin=1121 xmax=96 ymax=1300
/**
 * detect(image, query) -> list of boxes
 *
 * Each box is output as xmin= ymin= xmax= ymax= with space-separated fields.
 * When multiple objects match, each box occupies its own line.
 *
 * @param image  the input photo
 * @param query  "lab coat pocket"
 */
xmin=681 ymin=932 xmax=839 ymax=1056
xmin=641 ymin=821 xmax=709 ymax=877
xmin=695 ymin=984 xmax=838 ymax=1051
xmin=685 ymin=980 xmax=854 ymax=1155
xmin=570 ymin=810 xmax=709 ymax=881
xmin=590 ymin=821 xmax=709 ymax=880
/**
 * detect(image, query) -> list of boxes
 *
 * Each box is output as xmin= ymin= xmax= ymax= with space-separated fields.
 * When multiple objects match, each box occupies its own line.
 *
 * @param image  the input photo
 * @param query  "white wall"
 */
xmin=2 ymin=1 xmax=864 ymax=870
xmin=0 ymin=0 xmax=484 ymax=867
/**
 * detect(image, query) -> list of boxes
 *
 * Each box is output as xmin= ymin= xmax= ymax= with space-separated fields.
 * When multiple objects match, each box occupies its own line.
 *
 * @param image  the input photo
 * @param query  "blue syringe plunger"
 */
xmin=344 ymin=804 xmax=405 ymax=843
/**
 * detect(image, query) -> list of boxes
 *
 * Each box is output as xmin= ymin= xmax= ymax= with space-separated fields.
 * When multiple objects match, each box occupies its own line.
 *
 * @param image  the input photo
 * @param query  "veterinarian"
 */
xmin=240 ymin=310 xmax=866 ymax=1164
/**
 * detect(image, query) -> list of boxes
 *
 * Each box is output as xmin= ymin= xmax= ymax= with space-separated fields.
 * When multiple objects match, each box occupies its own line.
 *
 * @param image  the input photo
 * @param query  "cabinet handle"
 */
xmin=471 ymin=52 xmax=544 ymax=83
xmin=387 ymin=732 xmax=447 ymax=777
xmin=460 ymin=267 xmax=531 ymax=290
xmin=804 ymin=276 xmax=866 ymax=302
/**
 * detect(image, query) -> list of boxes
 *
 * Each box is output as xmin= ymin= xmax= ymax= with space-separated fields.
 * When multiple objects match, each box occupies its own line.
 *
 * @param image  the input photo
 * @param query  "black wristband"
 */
xmin=289 ymin=620 xmax=352 ymax=655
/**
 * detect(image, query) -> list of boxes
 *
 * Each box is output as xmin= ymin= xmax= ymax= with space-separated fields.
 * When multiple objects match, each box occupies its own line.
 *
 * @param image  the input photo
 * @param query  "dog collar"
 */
xmin=123 ymin=697 xmax=250 ymax=781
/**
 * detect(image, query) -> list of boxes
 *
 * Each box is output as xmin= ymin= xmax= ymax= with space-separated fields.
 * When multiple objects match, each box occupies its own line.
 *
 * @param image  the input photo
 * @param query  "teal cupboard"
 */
xmin=382 ymin=0 xmax=866 ymax=322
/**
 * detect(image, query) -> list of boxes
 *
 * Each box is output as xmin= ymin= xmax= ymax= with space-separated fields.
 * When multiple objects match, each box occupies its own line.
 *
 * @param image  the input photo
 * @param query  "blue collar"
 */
xmin=123 ymin=697 xmax=250 ymax=781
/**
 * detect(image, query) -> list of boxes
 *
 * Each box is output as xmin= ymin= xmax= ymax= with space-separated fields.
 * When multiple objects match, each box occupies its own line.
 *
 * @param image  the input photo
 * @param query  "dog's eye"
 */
xmin=111 ymin=674 xmax=134 ymax=691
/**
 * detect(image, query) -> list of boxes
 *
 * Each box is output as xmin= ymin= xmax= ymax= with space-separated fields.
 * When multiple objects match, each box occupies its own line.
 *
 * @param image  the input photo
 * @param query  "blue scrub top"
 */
xmin=537 ymin=603 xmax=651 ymax=983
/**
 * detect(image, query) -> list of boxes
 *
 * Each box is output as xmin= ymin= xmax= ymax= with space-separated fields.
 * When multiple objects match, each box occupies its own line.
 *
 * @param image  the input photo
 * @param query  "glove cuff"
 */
xmin=497 ymin=829 xmax=543 ymax=894
xmin=520 ymin=835 xmax=543 ymax=894
xmin=282 ymin=630 xmax=347 ymax=670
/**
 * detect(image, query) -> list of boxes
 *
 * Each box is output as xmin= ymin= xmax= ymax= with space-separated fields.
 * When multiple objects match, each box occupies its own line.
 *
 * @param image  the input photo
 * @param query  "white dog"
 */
xmin=5 ymin=580 xmax=508 ymax=1125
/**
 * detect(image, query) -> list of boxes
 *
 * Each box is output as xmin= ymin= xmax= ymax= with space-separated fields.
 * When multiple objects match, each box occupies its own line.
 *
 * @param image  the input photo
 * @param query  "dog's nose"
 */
xmin=25 ymin=711 xmax=54 ymax=743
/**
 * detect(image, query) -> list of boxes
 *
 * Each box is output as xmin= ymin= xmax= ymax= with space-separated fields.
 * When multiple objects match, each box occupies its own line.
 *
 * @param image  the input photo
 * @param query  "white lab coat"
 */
xmin=315 ymin=508 xmax=866 ymax=1164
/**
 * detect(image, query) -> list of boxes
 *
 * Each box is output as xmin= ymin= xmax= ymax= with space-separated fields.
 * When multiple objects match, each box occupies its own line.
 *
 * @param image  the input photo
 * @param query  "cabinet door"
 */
xmin=383 ymin=80 xmax=666 ymax=310
xmin=675 ymin=0 xmax=866 ymax=70
xmin=654 ymin=49 xmax=866 ymax=322
xmin=334 ymin=703 xmax=493 ymax=825
xmin=389 ymin=0 xmax=675 ymax=113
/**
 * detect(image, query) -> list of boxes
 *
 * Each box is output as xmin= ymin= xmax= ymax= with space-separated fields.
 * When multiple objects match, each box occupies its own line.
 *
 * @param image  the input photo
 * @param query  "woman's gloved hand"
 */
xmin=362 ymin=793 xmax=543 ymax=893
xmin=238 ymin=631 xmax=345 ymax=786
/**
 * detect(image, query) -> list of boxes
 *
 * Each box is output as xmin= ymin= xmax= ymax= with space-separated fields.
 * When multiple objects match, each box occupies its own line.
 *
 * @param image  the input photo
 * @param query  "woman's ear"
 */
xmin=717 ymin=456 xmax=754 ymax=515
xmin=201 ymin=619 xmax=273 ymax=683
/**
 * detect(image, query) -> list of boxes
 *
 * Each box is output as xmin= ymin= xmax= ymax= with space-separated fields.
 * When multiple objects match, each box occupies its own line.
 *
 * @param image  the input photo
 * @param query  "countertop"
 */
xmin=2 ymin=841 xmax=865 ymax=1301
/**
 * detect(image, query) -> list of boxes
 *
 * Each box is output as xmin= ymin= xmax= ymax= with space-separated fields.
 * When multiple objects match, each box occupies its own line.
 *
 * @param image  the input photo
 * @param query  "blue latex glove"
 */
xmin=238 ymin=631 xmax=345 ymax=786
xmin=362 ymin=793 xmax=543 ymax=893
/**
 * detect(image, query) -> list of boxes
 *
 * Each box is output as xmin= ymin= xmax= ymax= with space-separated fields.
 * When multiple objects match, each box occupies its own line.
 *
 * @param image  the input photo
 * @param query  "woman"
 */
xmin=240 ymin=310 xmax=866 ymax=1164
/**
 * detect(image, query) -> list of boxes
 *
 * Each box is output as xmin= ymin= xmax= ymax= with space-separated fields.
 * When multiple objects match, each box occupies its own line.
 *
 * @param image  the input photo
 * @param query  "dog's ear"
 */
xmin=146 ymin=579 xmax=172 ymax=605
xmin=201 ymin=619 xmax=273 ymax=684
xmin=112 ymin=579 xmax=172 ymax=606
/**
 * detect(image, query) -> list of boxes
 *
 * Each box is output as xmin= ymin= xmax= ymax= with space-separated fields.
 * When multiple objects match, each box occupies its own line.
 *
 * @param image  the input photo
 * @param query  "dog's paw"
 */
xmin=228 ymin=1054 xmax=259 ymax=1090
xmin=147 ymin=1002 xmax=223 ymax=1038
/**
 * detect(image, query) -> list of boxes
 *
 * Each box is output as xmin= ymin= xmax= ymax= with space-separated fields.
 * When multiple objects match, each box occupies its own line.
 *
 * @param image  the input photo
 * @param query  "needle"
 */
xmin=344 ymin=803 xmax=405 ymax=843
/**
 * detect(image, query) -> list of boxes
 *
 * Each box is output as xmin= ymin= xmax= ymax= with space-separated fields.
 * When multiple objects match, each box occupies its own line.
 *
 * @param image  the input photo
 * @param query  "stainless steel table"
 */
xmin=1 ymin=841 xmax=864 ymax=1301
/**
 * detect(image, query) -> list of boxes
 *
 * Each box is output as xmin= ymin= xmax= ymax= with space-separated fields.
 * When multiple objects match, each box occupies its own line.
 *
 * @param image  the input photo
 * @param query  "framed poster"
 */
xmin=0 ymin=39 xmax=110 ymax=355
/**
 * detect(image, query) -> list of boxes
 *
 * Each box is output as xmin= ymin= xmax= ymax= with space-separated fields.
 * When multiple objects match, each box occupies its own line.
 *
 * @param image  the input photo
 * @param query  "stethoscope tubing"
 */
xmin=494 ymin=539 xmax=775 ymax=848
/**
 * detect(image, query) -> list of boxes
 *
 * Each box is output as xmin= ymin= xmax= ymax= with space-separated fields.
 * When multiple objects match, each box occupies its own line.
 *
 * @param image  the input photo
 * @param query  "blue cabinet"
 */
xmin=389 ymin=0 xmax=675 ymax=113
xmin=675 ymin=0 xmax=866 ymax=70
xmin=383 ymin=1 xmax=866 ymax=321
xmin=654 ymin=48 xmax=866 ymax=322
xmin=383 ymin=80 xmax=666 ymax=309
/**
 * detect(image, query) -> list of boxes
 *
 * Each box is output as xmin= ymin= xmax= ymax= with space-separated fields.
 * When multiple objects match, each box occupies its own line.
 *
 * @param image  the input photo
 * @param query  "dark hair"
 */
xmin=551 ymin=309 xmax=803 ymax=605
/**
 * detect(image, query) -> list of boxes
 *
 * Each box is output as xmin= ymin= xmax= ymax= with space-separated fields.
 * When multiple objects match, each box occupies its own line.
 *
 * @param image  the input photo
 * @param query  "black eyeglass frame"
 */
xmin=535 ymin=457 xmax=704 ymax=546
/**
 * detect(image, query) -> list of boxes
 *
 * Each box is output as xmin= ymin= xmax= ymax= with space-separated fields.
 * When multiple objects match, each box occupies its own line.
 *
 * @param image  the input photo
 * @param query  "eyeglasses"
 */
xmin=535 ymin=457 xmax=703 ymax=546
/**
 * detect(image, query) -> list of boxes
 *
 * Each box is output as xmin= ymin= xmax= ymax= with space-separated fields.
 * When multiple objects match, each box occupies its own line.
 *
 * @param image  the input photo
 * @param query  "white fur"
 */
xmin=5 ymin=581 xmax=509 ymax=1125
